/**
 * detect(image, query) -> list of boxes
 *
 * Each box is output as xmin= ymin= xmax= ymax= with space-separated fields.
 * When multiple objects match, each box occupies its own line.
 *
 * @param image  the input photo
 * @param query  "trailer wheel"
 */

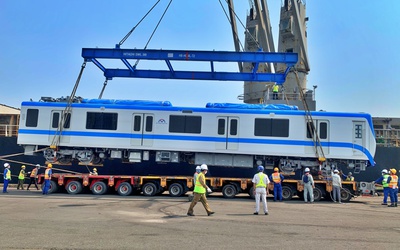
xmin=313 ymin=186 xmax=323 ymax=201
xmin=281 ymin=185 xmax=294 ymax=200
xmin=91 ymin=181 xmax=108 ymax=195
xmin=66 ymin=181 xmax=83 ymax=195
xmin=248 ymin=187 xmax=255 ymax=199
xmin=117 ymin=182 xmax=132 ymax=196
xmin=142 ymin=182 xmax=157 ymax=196
xmin=341 ymin=187 xmax=352 ymax=202
xmin=46 ymin=180 xmax=58 ymax=194
xmin=169 ymin=183 xmax=184 ymax=197
xmin=222 ymin=184 xmax=237 ymax=199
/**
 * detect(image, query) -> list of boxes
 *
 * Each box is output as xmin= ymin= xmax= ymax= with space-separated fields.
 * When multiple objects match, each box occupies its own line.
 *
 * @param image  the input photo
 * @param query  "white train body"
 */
xmin=17 ymin=99 xmax=376 ymax=171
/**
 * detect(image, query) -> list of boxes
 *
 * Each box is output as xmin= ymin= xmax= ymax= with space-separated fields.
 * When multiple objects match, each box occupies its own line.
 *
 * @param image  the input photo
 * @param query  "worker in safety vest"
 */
xmin=341 ymin=171 xmax=355 ymax=181
xmin=387 ymin=169 xmax=399 ymax=207
xmin=90 ymin=168 xmax=98 ymax=176
xmin=27 ymin=164 xmax=40 ymax=190
xmin=187 ymin=164 xmax=214 ymax=216
xmin=3 ymin=163 xmax=11 ymax=193
xmin=270 ymin=167 xmax=284 ymax=202
xmin=272 ymin=83 xmax=279 ymax=100
xmin=188 ymin=166 xmax=201 ymax=202
xmin=252 ymin=165 xmax=270 ymax=215
xmin=374 ymin=169 xmax=390 ymax=205
xmin=42 ymin=163 xmax=53 ymax=195
xmin=17 ymin=165 xmax=26 ymax=190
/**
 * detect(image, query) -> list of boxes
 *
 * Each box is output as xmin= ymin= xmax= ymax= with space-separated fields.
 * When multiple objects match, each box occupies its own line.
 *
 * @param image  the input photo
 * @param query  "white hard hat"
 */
xmin=382 ymin=169 xmax=388 ymax=174
xmin=4 ymin=163 xmax=10 ymax=168
xmin=334 ymin=169 xmax=339 ymax=173
xmin=200 ymin=164 xmax=208 ymax=170
xmin=36 ymin=164 xmax=40 ymax=167
xmin=304 ymin=168 xmax=310 ymax=172
xmin=195 ymin=166 xmax=201 ymax=170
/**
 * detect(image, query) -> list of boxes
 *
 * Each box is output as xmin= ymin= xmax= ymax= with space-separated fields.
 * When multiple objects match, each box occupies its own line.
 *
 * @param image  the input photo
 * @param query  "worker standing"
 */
xmin=332 ymin=169 xmax=342 ymax=203
xmin=272 ymin=84 xmax=279 ymax=100
xmin=342 ymin=171 xmax=354 ymax=181
xmin=42 ymin=163 xmax=53 ymax=195
xmin=17 ymin=165 xmax=26 ymax=190
xmin=27 ymin=164 xmax=40 ymax=190
xmin=187 ymin=164 xmax=214 ymax=216
xmin=302 ymin=168 xmax=315 ymax=203
xmin=387 ymin=169 xmax=398 ymax=207
xmin=90 ymin=168 xmax=98 ymax=176
xmin=188 ymin=166 xmax=201 ymax=202
xmin=374 ymin=169 xmax=390 ymax=205
xmin=3 ymin=163 xmax=11 ymax=193
xmin=252 ymin=165 xmax=270 ymax=215
xmin=270 ymin=167 xmax=284 ymax=202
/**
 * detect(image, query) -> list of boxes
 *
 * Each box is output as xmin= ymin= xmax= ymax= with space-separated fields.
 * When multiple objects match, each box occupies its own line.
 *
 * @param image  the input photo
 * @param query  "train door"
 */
xmin=215 ymin=116 xmax=239 ymax=150
xmin=305 ymin=120 xmax=329 ymax=155
xmin=48 ymin=110 xmax=71 ymax=143
xmin=130 ymin=113 xmax=154 ymax=147
xmin=352 ymin=121 xmax=365 ymax=156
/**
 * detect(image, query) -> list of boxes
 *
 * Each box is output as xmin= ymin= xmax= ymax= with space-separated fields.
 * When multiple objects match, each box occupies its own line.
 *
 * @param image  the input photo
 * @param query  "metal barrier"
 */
xmin=375 ymin=129 xmax=400 ymax=147
xmin=0 ymin=125 xmax=19 ymax=137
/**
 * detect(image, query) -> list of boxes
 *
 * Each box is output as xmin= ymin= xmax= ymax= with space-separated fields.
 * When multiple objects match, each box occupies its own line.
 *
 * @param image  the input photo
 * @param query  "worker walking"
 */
xmin=374 ymin=169 xmax=390 ymax=205
xmin=332 ymin=169 xmax=342 ymax=203
xmin=272 ymin=83 xmax=279 ymax=100
xmin=27 ymin=164 xmax=40 ymax=190
xmin=187 ymin=164 xmax=214 ymax=216
xmin=42 ymin=163 xmax=53 ymax=195
xmin=387 ymin=169 xmax=399 ymax=207
xmin=302 ymin=168 xmax=315 ymax=203
xmin=252 ymin=165 xmax=270 ymax=215
xmin=270 ymin=167 xmax=284 ymax=202
xmin=3 ymin=163 xmax=11 ymax=193
xmin=17 ymin=165 xmax=26 ymax=190
xmin=188 ymin=166 xmax=201 ymax=202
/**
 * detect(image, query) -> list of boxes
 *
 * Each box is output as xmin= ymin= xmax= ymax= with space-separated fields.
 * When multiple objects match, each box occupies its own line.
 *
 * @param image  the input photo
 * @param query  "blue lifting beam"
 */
xmin=81 ymin=48 xmax=298 ymax=83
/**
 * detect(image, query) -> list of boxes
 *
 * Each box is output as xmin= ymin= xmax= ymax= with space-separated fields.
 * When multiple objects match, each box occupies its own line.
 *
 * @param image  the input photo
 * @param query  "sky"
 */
xmin=1 ymin=0 xmax=400 ymax=117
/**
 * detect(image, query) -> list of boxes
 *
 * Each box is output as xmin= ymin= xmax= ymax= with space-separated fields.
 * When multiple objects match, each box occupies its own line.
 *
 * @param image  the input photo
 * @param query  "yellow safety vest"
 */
xmin=44 ymin=168 xmax=52 ymax=180
xmin=193 ymin=173 xmax=206 ymax=194
xmin=389 ymin=175 xmax=398 ymax=189
xmin=273 ymin=85 xmax=279 ymax=92
xmin=30 ymin=168 xmax=37 ymax=178
xmin=382 ymin=174 xmax=390 ymax=188
xmin=5 ymin=169 xmax=11 ymax=180
xmin=256 ymin=173 xmax=267 ymax=188
xmin=272 ymin=172 xmax=281 ymax=183
xmin=18 ymin=170 xmax=25 ymax=180
xmin=346 ymin=176 xmax=354 ymax=181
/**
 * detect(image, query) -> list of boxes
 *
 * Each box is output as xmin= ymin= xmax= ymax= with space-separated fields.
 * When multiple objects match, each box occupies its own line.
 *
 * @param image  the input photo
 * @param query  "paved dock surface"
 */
xmin=0 ymin=189 xmax=399 ymax=250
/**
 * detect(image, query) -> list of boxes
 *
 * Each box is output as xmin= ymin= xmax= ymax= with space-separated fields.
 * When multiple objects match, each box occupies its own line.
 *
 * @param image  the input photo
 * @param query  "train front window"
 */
xmin=26 ymin=109 xmax=39 ymax=127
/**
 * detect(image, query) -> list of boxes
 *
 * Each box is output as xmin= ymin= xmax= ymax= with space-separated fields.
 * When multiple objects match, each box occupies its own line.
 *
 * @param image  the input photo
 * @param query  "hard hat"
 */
xmin=258 ymin=165 xmax=264 ymax=172
xmin=195 ymin=166 xmax=201 ymax=170
xmin=21 ymin=165 xmax=26 ymax=169
xmin=4 ymin=163 xmax=10 ymax=168
xmin=391 ymin=169 xmax=397 ymax=175
xmin=304 ymin=168 xmax=310 ymax=172
xmin=93 ymin=168 xmax=97 ymax=171
xmin=200 ymin=164 xmax=208 ymax=170
xmin=47 ymin=163 xmax=53 ymax=168
xmin=35 ymin=164 xmax=40 ymax=168
xmin=333 ymin=169 xmax=339 ymax=173
xmin=348 ymin=172 xmax=352 ymax=175
xmin=274 ymin=167 xmax=279 ymax=172
xmin=382 ymin=169 xmax=388 ymax=174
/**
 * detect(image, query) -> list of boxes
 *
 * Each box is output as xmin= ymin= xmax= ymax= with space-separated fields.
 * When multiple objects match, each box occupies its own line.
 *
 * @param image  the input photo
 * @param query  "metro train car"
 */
xmin=17 ymin=98 xmax=376 ymax=172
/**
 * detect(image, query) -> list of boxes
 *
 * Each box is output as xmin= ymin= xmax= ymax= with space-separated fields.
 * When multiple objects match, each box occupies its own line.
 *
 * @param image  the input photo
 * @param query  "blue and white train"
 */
xmin=17 ymin=98 xmax=376 ymax=173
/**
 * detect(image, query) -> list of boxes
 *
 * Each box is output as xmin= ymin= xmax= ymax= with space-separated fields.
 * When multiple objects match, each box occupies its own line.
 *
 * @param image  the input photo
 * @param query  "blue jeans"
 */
xmin=273 ymin=184 xmax=282 ymax=201
xmin=43 ymin=179 xmax=50 ymax=194
xmin=389 ymin=188 xmax=398 ymax=204
xmin=383 ymin=187 xmax=390 ymax=204
xmin=3 ymin=179 xmax=9 ymax=193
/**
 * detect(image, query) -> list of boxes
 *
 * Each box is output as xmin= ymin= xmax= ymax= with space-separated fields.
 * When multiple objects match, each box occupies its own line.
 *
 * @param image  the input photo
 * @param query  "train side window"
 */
xmin=230 ymin=119 xmax=238 ymax=135
xmin=86 ymin=112 xmax=118 ymax=130
xmin=306 ymin=122 xmax=315 ymax=138
xmin=133 ymin=115 xmax=141 ymax=132
xmin=254 ymin=118 xmax=272 ymax=136
xmin=218 ymin=119 xmax=225 ymax=135
xmin=319 ymin=122 xmax=328 ymax=139
xmin=169 ymin=115 xmax=201 ymax=134
xmin=271 ymin=119 xmax=289 ymax=137
xmin=52 ymin=113 xmax=60 ymax=128
xmin=26 ymin=109 xmax=39 ymax=127
xmin=145 ymin=116 xmax=153 ymax=132
xmin=63 ymin=113 xmax=71 ymax=129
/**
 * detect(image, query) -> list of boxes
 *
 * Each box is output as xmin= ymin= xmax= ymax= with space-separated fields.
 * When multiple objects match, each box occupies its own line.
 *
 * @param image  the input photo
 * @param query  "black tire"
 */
xmin=341 ymin=187 xmax=352 ymax=202
xmin=248 ymin=187 xmax=255 ymax=199
xmin=142 ymin=182 xmax=157 ymax=196
xmin=281 ymin=185 xmax=294 ymax=200
xmin=43 ymin=180 xmax=58 ymax=194
xmin=66 ymin=181 xmax=83 ymax=195
xmin=313 ymin=186 xmax=323 ymax=201
xmin=169 ymin=183 xmax=184 ymax=197
xmin=117 ymin=182 xmax=132 ymax=196
xmin=91 ymin=181 xmax=108 ymax=195
xmin=222 ymin=184 xmax=237 ymax=199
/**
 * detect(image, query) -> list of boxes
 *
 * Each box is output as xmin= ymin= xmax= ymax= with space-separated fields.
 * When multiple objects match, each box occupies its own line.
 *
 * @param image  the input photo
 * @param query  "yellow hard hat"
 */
xmin=274 ymin=167 xmax=279 ymax=172
xmin=21 ymin=165 xmax=26 ymax=169
xmin=47 ymin=163 xmax=53 ymax=168
xmin=93 ymin=168 xmax=97 ymax=171
xmin=391 ymin=169 xmax=397 ymax=175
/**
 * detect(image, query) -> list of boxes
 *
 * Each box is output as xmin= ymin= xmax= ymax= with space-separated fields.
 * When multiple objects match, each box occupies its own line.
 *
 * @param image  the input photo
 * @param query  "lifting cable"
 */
xmin=219 ymin=0 xmax=245 ymax=51
xmin=98 ymin=79 xmax=108 ymax=99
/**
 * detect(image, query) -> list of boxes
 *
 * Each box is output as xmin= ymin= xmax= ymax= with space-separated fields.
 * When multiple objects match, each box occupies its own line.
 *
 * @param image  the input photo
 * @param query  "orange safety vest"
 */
xmin=44 ymin=168 xmax=52 ymax=180
xmin=30 ymin=168 xmax=37 ymax=178
xmin=272 ymin=172 xmax=281 ymax=184
xmin=389 ymin=175 xmax=398 ymax=189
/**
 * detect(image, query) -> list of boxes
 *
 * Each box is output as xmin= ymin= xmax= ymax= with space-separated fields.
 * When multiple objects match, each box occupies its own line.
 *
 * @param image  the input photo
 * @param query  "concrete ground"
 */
xmin=0 ymin=187 xmax=399 ymax=250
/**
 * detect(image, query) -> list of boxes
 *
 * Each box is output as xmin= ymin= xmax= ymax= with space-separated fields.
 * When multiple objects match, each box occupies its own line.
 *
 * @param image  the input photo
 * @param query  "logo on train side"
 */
xmin=157 ymin=119 xmax=167 ymax=124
